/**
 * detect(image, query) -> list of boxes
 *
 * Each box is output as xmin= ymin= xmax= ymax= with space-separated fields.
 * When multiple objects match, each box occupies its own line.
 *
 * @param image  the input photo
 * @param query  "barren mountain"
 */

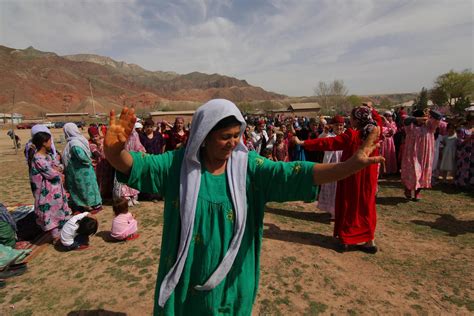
xmin=0 ymin=45 xmax=285 ymax=117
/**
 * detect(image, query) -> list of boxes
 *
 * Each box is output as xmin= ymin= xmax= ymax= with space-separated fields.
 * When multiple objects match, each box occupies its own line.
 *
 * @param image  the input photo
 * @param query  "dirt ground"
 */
xmin=0 ymin=129 xmax=473 ymax=316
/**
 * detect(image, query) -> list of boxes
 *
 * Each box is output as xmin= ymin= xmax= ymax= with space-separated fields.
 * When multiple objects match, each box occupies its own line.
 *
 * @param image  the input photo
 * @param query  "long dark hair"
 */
xmin=32 ymin=132 xmax=51 ymax=150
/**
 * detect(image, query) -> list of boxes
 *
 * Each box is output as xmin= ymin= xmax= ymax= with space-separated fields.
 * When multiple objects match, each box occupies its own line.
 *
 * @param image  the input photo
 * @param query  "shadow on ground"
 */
xmin=265 ymin=205 xmax=332 ymax=224
xmin=96 ymin=230 xmax=123 ymax=243
xmin=412 ymin=211 xmax=474 ymax=236
xmin=376 ymin=196 xmax=410 ymax=206
xmin=263 ymin=223 xmax=339 ymax=251
xmin=68 ymin=310 xmax=126 ymax=316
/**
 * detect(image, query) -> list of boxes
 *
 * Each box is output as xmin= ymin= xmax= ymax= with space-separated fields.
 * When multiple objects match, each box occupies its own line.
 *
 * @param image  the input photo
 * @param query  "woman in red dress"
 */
xmin=296 ymin=105 xmax=383 ymax=253
xmin=165 ymin=117 xmax=189 ymax=151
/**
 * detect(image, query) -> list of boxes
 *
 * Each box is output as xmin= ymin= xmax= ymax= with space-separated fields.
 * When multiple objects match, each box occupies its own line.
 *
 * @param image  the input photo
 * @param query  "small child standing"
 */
xmin=111 ymin=198 xmax=139 ymax=241
xmin=60 ymin=212 xmax=98 ymax=251
xmin=439 ymin=123 xmax=457 ymax=182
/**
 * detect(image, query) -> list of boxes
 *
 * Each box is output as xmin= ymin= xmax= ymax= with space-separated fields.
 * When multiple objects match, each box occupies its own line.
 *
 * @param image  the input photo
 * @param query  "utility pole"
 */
xmin=11 ymin=90 xmax=18 ymax=154
xmin=89 ymin=79 xmax=96 ymax=117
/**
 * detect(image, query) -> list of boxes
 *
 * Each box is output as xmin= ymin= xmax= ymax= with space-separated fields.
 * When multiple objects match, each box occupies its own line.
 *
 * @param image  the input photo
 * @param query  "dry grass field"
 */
xmin=0 ymin=129 xmax=473 ymax=316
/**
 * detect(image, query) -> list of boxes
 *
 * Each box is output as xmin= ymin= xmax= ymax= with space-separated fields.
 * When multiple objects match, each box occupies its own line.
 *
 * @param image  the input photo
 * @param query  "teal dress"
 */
xmin=119 ymin=149 xmax=316 ymax=316
xmin=64 ymin=146 xmax=102 ymax=209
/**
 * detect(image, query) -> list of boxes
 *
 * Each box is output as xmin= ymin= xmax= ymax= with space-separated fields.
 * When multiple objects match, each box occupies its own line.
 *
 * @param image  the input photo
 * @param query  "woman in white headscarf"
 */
xmin=62 ymin=123 xmax=102 ymax=213
xmin=25 ymin=124 xmax=58 ymax=168
xmin=105 ymin=99 xmax=383 ymax=315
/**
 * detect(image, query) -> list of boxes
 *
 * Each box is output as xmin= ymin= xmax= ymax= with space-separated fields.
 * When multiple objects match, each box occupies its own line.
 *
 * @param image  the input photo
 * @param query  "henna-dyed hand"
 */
xmin=104 ymin=108 xmax=136 ymax=161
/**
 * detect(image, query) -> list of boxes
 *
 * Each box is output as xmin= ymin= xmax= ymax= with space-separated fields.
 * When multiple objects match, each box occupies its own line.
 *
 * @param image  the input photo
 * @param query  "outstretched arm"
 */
xmin=312 ymin=127 xmax=384 ymax=184
xmin=104 ymin=108 xmax=136 ymax=175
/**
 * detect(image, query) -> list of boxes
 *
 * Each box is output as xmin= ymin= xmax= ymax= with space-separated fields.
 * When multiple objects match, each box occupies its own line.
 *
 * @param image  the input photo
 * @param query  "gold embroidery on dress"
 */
xmin=226 ymin=209 xmax=234 ymax=222
xmin=193 ymin=233 xmax=203 ymax=245
xmin=292 ymin=163 xmax=302 ymax=174
xmin=255 ymin=157 xmax=264 ymax=167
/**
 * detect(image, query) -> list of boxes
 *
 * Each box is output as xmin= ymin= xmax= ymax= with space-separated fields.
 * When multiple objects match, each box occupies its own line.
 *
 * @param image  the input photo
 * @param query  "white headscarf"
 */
xmin=24 ymin=124 xmax=57 ymax=163
xmin=158 ymin=99 xmax=248 ymax=307
xmin=62 ymin=122 xmax=91 ymax=167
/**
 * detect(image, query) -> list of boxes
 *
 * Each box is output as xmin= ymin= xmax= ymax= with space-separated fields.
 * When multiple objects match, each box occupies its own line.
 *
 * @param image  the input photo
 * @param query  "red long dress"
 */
xmin=303 ymin=111 xmax=382 ymax=245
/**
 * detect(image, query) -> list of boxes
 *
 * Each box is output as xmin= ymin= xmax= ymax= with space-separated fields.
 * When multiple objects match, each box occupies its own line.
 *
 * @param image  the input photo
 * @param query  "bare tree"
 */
xmin=314 ymin=79 xmax=349 ymax=114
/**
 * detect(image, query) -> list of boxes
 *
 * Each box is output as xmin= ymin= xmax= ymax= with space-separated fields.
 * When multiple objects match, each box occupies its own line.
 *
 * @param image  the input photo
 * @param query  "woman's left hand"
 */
xmin=349 ymin=127 xmax=385 ymax=169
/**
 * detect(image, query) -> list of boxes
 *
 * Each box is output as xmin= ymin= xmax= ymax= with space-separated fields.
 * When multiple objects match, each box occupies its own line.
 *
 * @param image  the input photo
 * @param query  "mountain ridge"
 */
xmin=0 ymin=45 xmax=285 ymax=117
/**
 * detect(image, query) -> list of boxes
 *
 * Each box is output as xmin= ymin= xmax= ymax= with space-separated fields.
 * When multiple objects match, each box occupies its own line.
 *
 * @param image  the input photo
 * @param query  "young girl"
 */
xmin=111 ymin=198 xmax=139 ymax=241
xmin=113 ymin=129 xmax=146 ymax=206
xmin=30 ymin=132 xmax=71 ymax=241
xmin=272 ymin=131 xmax=289 ymax=161
xmin=439 ymin=123 xmax=457 ymax=182
xmin=60 ymin=212 xmax=98 ymax=250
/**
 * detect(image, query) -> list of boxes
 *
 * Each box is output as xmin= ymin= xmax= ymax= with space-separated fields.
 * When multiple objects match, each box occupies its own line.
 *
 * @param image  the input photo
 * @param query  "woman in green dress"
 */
xmin=105 ymin=99 xmax=383 ymax=315
xmin=62 ymin=123 xmax=102 ymax=213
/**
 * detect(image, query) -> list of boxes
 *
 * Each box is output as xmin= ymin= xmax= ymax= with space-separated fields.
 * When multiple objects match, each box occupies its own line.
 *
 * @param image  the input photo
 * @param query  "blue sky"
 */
xmin=1 ymin=0 xmax=472 ymax=96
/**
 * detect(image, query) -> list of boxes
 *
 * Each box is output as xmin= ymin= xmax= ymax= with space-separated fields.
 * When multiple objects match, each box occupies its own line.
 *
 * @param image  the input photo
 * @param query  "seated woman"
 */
xmin=104 ymin=99 xmax=383 ymax=315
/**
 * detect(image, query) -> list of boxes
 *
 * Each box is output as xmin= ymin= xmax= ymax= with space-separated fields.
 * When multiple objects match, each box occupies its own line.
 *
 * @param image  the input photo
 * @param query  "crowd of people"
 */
xmin=0 ymin=98 xmax=472 ymax=314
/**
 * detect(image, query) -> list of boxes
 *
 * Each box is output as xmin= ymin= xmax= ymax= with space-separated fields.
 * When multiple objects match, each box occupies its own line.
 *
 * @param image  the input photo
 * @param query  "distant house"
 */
xmin=149 ymin=110 xmax=195 ymax=124
xmin=0 ymin=113 xmax=23 ymax=124
xmin=287 ymin=102 xmax=321 ymax=117
xmin=45 ymin=113 xmax=89 ymax=121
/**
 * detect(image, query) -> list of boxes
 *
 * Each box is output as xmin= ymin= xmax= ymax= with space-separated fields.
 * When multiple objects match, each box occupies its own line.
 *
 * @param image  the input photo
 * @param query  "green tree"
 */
xmin=429 ymin=86 xmax=448 ymax=106
xmin=454 ymin=97 xmax=471 ymax=114
xmin=414 ymin=87 xmax=429 ymax=110
xmin=347 ymin=95 xmax=362 ymax=108
xmin=432 ymin=69 xmax=474 ymax=105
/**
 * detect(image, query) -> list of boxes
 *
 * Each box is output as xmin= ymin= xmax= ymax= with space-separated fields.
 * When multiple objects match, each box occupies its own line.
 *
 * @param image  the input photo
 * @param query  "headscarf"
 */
xmin=24 ymin=124 xmax=57 ymax=163
xmin=125 ymin=129 xmax=146 ymax=152
xmin=134 ymin=122 xmax=143 ymax=129
xmin=62 ymin=122 xmax=91 ymax=167
xmin=88 ymin=126 xmax=100 ymax=138
xmin=332 ymin=115 xmax=345 ymax=124
xmin=351 ymin=106 xmax=377 ymax=140
xmin=0 ymin=202 xmax=17 ymax=232
xmin=158 ymin=99 xmax=248 ymax=307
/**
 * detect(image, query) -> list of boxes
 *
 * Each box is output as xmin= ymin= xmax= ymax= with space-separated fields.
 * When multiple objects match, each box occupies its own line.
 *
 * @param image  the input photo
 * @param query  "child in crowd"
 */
xmin=439 ymin=123 xmax=457 ymax=182
xmin=272 ymin=131 xmax=289 ymax=161
xmin=60 ymin=212 xmax=98 ymax=251
xmin=261 ymin=148 xmax=274 ymax=161
xmin=111 ymin=198 xmax=139 ymax=241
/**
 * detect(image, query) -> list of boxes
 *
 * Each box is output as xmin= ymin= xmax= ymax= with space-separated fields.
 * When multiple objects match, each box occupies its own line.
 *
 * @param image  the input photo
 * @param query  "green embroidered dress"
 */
xmin=119 ymin=149 xmax=316 ymax=316
xmin=64 ymin=146 xmax=102 ymax=208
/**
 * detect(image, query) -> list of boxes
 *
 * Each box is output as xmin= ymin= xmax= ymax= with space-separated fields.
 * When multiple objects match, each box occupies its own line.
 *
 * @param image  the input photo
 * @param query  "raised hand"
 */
xmin=104 ymin=108 xmax=136 ymax=167
xmin=350 ymin=127 xmax=385 ymax=169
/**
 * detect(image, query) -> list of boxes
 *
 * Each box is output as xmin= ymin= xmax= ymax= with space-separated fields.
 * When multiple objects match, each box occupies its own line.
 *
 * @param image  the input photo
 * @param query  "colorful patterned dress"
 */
xmin=89 ymin=139 xmax=114 ymax=199
xmin=30 ymin=153 xmax=71 ymax=231
xmin=380 ymin=121 xmax=398 ymax=174
xmin=401 ymin=119 xmax=439 ymax=190
xmin=117 ymin=149 xmax=316 ymax=315
xmin=454 ymin=128 xmax=473 ymax=187
xmin=114 ymin=130 xmax=146 ymax=200
xmin=64 ymin=146 xmax=102 ymax=209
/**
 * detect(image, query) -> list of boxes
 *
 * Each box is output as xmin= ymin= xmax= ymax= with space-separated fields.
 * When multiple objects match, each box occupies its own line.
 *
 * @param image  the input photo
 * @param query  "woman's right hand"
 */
xmin=104 ymin=108 xmax=136 ymax=159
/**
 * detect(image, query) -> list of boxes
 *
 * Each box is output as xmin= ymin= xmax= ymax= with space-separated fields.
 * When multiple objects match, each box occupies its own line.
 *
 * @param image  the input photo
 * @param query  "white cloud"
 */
xmin=0 ymin=0 xmax=472 ymax=96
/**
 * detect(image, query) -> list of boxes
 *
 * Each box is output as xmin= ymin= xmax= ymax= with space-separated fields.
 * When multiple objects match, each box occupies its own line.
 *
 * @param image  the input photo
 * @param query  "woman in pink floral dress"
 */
xmin=401 ymin=110 xmax=441 ymax=200
xmin=113 ymin=129 xmax=146 ymax=206
xmin=380 ymin=112 xmax=398 ymax=175
xmin=30 ymin=132 xmax=71 ymax=240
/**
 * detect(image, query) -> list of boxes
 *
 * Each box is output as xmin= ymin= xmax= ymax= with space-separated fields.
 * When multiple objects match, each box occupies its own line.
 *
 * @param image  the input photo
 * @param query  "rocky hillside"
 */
xmin=0 ymin=45 xmax=285 ymax=117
